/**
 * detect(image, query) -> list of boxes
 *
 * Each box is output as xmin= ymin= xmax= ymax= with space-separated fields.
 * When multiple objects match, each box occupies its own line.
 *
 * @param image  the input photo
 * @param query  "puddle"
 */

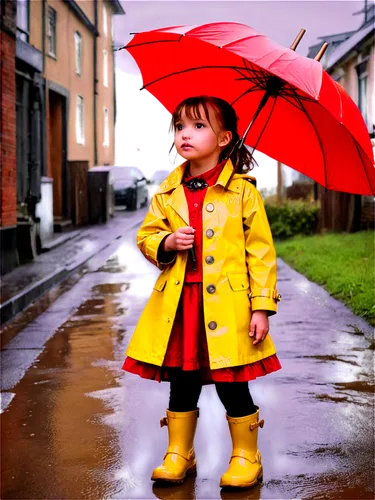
xmin=314 ymin=394 xmax=369 ymax=405
xmin=0 ymin=272 xmax=84 ymax=349
xmin=333 ymin=381 xmax=374 ymax=393
xmin=298 ymin=355 xmax=359 ymax=366
xmin=96 ymin=256 xmax=126 ymax=273
xmin=92 ymin=283 xmax=130 ymax=295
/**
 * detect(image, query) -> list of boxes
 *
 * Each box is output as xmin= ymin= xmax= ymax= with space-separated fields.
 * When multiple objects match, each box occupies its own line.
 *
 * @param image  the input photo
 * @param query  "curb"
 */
xmin=0 ymin=219 xmax=143 ymax=326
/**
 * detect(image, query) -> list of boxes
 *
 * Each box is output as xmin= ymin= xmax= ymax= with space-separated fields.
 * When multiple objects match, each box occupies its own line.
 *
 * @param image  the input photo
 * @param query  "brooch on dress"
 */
xmin=184 ymin=178 xmax=208 ymax=191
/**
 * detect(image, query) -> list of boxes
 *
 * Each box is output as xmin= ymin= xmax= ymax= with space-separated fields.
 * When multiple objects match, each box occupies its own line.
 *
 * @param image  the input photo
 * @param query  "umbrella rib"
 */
xmin=239 ymin=60 xmax=270 ymax=88
xmin=141 ymin=64 xmax=251 ymax=89
xmin=281 ymin=91 xmax=314 ymax=103
xmin=280 ymin=94 xmax=305 ymax=113
xmin=290 ymin=90 xmax=328 ymax=189
xmin=124 ymin=38 xmax=183 ymax=50
xmin=246 ymin=97 xmax=278 ymax=151
xmin=231 ymin=87 xmax=263 ymax=106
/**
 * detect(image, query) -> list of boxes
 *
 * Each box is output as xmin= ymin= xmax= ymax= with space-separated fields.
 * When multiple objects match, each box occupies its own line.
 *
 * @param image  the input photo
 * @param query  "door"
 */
xmin=49 ymin=90 xmax=62 ymax=218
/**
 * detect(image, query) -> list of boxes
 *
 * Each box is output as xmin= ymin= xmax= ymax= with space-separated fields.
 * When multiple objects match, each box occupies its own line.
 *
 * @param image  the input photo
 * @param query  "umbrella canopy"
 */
xmin=123 ymin=22 xmax=375 ymax=196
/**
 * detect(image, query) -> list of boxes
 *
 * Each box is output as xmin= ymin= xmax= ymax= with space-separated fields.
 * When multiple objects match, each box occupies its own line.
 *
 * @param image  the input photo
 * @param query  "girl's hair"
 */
xmin=170 ymin=95 xmax=256 ymax=173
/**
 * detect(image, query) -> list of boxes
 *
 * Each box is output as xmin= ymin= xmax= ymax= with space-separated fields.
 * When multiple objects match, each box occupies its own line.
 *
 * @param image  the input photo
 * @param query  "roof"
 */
xmin=307 ymin=31 xmax=355 ymax=59
xmin=107 ymin=0 xmax=125 ymax=15
xmin=307 ymin=1 xmax=375 ymax=68
xmin=325 ymin=22 xmax=374 ymax=71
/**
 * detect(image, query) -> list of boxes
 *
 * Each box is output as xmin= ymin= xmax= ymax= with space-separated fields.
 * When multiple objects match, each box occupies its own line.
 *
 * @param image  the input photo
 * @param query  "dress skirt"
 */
xmin=123 ymin=283 xmax=281 ymax=384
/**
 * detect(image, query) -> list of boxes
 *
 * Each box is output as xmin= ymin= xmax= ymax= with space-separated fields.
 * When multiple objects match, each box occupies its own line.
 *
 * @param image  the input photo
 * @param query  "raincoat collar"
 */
xmin=157 ymin=158 xmax=253 ymax=194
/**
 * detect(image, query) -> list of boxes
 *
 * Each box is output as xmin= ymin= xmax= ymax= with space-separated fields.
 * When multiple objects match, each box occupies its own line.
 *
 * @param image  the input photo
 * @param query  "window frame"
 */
xmin=16 ymin=0 xmax=30 ymax=42
xmin=47 ymin=6 xmax=57 ymax=58
xmin=74 ymin=31 xmax=82 ymax=76
xmin=76 ymin=95 xmax=85 ymax=145
xmin=357 ymin=59 xmax=369 ymax=128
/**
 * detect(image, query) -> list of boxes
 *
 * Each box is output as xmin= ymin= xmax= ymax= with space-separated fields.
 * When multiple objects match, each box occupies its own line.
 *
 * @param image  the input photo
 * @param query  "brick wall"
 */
xmin=0 ymin=0 xmax=17 ymax=227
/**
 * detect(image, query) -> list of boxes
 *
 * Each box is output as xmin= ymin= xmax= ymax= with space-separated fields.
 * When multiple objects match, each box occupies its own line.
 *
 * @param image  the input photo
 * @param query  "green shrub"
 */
xmin=265 ymin=200 xmax=320 ymax=240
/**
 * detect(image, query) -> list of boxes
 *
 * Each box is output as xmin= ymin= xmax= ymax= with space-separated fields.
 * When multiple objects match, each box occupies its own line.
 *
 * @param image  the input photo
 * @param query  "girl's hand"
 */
xmin=164 ymin=226 xmax=195 ymax=252
xmin=249 ymin=310 xmax=269 ymax=346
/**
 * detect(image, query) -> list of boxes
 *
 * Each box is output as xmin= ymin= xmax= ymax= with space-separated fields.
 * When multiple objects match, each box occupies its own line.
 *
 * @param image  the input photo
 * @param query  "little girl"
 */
xmin=122 ymin=96 xmax=281 ymax=489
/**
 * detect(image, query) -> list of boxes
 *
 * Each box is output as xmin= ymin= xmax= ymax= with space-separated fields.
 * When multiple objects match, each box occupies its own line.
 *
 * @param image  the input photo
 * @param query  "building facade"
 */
xmin=307 ymin=1 xmax=375 ymax=232
xmin=0 ymin=0 xmax=124 ymax=274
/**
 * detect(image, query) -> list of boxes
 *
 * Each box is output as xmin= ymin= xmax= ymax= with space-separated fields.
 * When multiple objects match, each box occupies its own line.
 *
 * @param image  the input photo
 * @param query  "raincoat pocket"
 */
xmin=153 ymin=274 xmax=167 ymax=292
xmin=227 ymin=272 xmax=250 ymax=291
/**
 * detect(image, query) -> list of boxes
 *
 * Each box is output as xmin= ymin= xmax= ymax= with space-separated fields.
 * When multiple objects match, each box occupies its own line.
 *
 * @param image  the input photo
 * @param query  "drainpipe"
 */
xmin=93 ymin=0 xmax=98 ymax=166
xmin=42 ymin=0 xmax=47 ymax=177
xmin=113 ymin=22 xmax=116 ymax=164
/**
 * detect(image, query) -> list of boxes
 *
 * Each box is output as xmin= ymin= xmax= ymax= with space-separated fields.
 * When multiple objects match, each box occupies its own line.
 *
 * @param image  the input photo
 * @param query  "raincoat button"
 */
xmin=206 ymin=203 xmax=214 ymax=212
xmin=208 ymin=321 xmax=217 ymax=330
xmin=207 ymin=284 xmax=216 ymax=294
xmin=205 ymin=256 xmax=214 ymax=264
xmin=165 ymin=317 xmax=171 ymax=323
xmin=175 ymin=280 xmax=180 ymax=285
xmin=206 ymin=229 xmax=214 ymax=238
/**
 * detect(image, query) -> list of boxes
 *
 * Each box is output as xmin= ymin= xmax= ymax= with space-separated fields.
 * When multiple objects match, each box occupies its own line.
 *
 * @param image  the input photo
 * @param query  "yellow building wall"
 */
xmin=29 ymin=0 xmax=42 ymax=52
xmin=25 ymin=0 xmax=119 ymax=169
xmin=79 ymin=0 xmax=95 ymax=25
xmin=336 ymin=38 xmax=374 ymax=133
xmin=44 ymin=0 xmax=95 ymax=167
xmin=96 ymin=0 xmax=115 ymax=166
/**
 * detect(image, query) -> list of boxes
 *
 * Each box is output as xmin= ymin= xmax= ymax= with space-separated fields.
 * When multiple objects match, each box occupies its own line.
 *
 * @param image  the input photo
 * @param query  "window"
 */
xmin=74 ymin=32 xmax=82 ymax=75
xmin=47 ymin=7 xmax=57 ymax=57
xmin=76 ymin=96 xmax=85 ymax=145
xmin=357 ymin=60 xmax=369 ymax=128
xmin=103 ymin=50 xmax=108 ymax=87
xmin=103 ymin=3 xmax=108 ymax=37
xmin=16 ymin=0 xmax=29 ymax=42
xmin=103 ymin=108 xmax=109 ymax=147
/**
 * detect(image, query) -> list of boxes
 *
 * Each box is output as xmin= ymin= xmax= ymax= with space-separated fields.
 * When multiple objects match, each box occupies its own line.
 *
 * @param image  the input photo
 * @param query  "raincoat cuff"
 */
xmin=154 ymin=232 xmax=176 ymax=265
xmin=249 ymin=288 xmax=281 ymax=316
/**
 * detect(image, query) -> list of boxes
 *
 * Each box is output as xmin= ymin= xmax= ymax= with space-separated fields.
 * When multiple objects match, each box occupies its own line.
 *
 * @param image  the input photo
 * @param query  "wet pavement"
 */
xmin=1 ymin=223 xmax=374 ymax=499
xmin=0 ymin=209 xmax=145 ymax=324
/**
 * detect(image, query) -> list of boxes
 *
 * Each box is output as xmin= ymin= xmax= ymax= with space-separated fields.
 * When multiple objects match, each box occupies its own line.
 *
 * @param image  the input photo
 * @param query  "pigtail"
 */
xmin=220 ymin=132 xmax=256 ymax=174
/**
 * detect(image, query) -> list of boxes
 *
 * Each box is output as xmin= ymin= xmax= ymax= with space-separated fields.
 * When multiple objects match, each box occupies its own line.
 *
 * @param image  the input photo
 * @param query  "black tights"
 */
xmin=168 ymin=369 xmax=257 ymax=417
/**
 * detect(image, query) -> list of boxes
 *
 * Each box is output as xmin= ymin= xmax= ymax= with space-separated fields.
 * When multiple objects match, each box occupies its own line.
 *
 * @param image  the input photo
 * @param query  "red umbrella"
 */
xmin=121 ymin=22 xmax=375 ymax=196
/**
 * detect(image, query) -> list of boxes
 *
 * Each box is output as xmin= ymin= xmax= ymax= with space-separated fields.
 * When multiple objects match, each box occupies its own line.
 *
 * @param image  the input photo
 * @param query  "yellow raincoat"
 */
xmin=126 ymin=159 xmax=280 ymax=370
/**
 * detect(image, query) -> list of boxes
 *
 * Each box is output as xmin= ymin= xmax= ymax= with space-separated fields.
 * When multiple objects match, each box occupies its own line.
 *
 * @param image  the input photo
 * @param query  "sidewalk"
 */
xmin=0 ymin=209 xmax=146 ymax=325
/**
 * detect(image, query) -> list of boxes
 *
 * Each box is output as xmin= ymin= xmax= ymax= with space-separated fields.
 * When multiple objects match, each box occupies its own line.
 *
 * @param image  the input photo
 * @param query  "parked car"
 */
xmin=112 ymin=166 xmax=148 ymax=210
xmin=148 ymin=168 xmax=171 ymax=196
xmin=149 ymin=168 xmax=171 ymax=186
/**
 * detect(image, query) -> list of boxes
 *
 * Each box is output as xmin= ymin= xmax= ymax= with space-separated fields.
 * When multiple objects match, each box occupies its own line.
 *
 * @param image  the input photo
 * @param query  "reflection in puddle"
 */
xmin=0 ymin=272 xmax=84 ymax=348
xmin=333 ymin=381 xmax=374 ymax=393
xmin=92 ymin=283 xmax=130 ymax=295
xmin=1 ymin=274 xmax=134 ymax=499
xmin=97 ymin=255 xmax=126 ymax=273
xmin=315 ymin=394 xmax=369 ymax=405
xmin=298 ymin=355 xmax=359 ymax=366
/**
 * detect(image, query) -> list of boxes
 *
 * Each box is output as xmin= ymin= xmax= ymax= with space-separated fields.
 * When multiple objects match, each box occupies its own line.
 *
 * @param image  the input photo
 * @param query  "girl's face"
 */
xmin=174 ymin=104 xmax=231 ymax=163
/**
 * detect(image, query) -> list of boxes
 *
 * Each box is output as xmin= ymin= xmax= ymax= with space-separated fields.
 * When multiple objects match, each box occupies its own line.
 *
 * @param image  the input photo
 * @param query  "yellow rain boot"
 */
xmin=151 ymin=409 xmax=199 ymax=483
xmin=220 ymin=409 xmax=264 ymax=489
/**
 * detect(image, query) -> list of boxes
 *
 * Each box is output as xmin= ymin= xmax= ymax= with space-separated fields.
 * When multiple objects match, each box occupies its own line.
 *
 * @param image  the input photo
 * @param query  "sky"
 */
xmin=114 ymin=0 xmax=366 ymax=188
xmin=115 ymin=0 xmax=364 ymax=61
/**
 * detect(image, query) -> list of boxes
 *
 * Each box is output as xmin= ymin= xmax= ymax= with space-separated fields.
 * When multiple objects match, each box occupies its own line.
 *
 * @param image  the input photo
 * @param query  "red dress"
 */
xmin=123 ymin=161 xmax=281 ymax=383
